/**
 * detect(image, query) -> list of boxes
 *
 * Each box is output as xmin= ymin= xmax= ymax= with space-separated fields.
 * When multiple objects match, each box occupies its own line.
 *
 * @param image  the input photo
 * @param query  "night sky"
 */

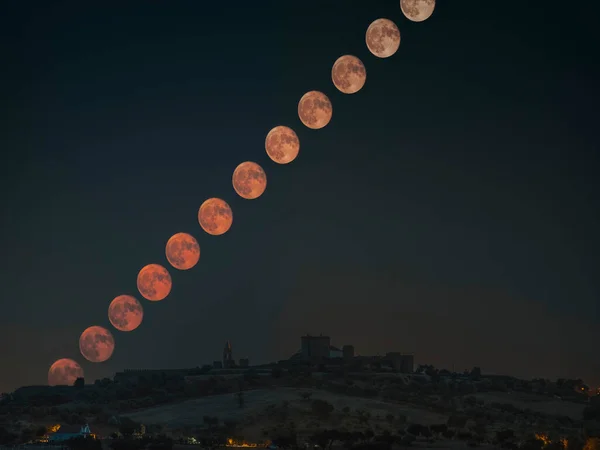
xmin=1 ymin=0 xmax=599 ymax=394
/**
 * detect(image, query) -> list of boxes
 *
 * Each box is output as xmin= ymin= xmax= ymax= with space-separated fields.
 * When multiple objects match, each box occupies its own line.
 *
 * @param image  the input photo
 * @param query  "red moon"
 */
xmin=298 ymin=91 xmax=333 ymax=130
xmin=48 ymin=358 xmax=84 ymax=386
xmin=108 ymin=295 xmax=144 ymax=332
xmin=79 ymin=326 xmax=115 ymax=363
xmin=332 ymin=55 xmax=367 ymax=94
xmin=137 ymin=264 xmax=172 ymax=301
xmin=232 ymin=161 xmax=267 ymax=200
xmin=265 ymin=126 xmax=300 ymax=164
xmin=165 ymin=232 xmax=200 ymax=270
xmin=366 ymin=19 xmax=401 ymax=58
xmin=198 ymin=198 xmax=233 ymax=236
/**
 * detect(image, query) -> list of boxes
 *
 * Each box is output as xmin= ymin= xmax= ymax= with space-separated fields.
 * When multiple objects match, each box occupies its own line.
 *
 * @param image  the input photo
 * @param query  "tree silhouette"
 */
xmin=311 ymin=399 xmax=334 ymax=419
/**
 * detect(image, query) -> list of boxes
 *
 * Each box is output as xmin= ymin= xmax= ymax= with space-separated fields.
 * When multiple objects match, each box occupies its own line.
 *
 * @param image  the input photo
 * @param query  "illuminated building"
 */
xmin=48 ymin=424 xmax=93 ymax=442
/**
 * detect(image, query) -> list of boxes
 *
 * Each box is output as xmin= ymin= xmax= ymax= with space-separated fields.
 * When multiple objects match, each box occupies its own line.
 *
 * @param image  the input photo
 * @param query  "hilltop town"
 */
xmin=1 ymin=335 xmax=599 ymax=450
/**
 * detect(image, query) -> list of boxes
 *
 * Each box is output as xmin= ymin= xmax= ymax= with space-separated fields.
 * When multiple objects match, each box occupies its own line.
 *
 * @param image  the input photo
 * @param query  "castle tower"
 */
xmin=223 ymin=341 xmax=233 ymax=368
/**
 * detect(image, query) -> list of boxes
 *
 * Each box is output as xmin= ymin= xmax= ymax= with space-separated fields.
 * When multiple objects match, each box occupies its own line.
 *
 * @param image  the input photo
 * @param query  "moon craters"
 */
xmin=298 ymin=91 xmax=333 ymax=130
xmin=400 ymin=0 xmax=436 ymax=22
xmin=232 ymin=161 xmax=267 ymax=200
xmin=265 ymin=126 xmax=300 ymax=164
xmin=332 ymin=55 xmax=366 ymax=94
xmin=366 ymin=19 xmax=401 ymax=58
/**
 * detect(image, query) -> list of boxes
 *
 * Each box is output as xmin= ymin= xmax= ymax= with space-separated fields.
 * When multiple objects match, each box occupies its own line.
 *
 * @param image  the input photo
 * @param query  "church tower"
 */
xmin=223 ymin=341 xmax=233 ymax=368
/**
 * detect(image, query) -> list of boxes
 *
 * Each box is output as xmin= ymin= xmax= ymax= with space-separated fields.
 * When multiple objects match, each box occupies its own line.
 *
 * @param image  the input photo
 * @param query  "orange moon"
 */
xmin=198 ymin=198 xmax=233 ymax=236
xmin=265 ymin=126 xmax=300 ymax=164
xmin=108 ymin=295 xmax=144 ymax=332
xmin=232 ymin=161 xmax=267 ymax=200
xmin=298 ymin=91 xmax=332 ymax=130
xmin=165 ymin=232 xmax=200 ymax=270
xmin=366 ymin=19 xmax=401 ymax=58
xmin=137 ymin=263 xmax=172 ymax=301
xmin=401 ymin=0 xmax=435 ymax=22
xmin=332 ymin=55 xmax=367 ymax=94
xmin=79 ymin=326 xmax=115 ymax=363
xmin=48 ymin=358 xmax=84 ymax=386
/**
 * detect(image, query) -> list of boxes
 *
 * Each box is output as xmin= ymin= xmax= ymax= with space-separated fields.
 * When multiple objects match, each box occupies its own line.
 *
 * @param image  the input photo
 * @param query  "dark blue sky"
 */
xmin=0 ymin=0 xmax=599 ymax=393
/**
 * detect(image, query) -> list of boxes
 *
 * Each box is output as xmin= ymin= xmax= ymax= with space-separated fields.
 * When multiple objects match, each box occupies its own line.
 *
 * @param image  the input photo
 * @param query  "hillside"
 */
xmin=123 ymin=387 xmax=448 ymax=442
xmin=123 ymin=387 xmax=447 ymax=425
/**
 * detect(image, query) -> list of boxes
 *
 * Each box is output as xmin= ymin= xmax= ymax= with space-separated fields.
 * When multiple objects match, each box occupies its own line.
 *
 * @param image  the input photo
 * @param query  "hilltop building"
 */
xmin=329 ymin=346 xmax=343 ymax=358
xmin=290 ymin=334 xmax=354 ymax=361
xmin=384 ymin=352 xmax=415 ymax=373
xmin=223 ymin=341 xmax=234 ymax=368
xmin=343 ymin=345 xmax=355 ymax=360
xmin=288 ymin=334 xmax=414 ymax=372
xmin=300 ymin=334 xmax=331 ymax=360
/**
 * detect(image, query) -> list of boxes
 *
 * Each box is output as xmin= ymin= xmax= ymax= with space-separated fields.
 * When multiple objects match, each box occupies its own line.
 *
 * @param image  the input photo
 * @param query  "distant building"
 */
xmin=239 ymin=358 xmax=249 ymax=367
xmin=385 ymin=352 xmax=414 ymax=373
xmin=223 ymin=341 xmax=234 ymax=368
xmin=342 ymin=345 xmax=355 ymax=360
xmin=48 ymin=424 xmax=92 ymax=442
xmin=300 ymin=334 xmax=331 ymax=361
xmin=329 ymin=346 xmax=343 ymax=358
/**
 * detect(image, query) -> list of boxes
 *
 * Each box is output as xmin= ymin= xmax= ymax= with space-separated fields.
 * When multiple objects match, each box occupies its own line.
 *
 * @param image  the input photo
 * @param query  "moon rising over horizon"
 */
xmin=48 ymin=358 xmax=84 ymax=386
xmin=366 ymin=19 xmax=401 ymax=58
xmin=108 ymin=295 xmax=144 ymax=332
xmin=137 ymin=264 xmax=172 ymax=301
xmin=332 ymin=55 xmax=366 ymax=94
xmin=198 ymin=198 xmax=233 ymax=236
xmin=165 ymin=232 xmax=200 ymax=270
xmin=79 ymin=326 xmax=115 ymax=363
xmin=265 ymin=126 xmax=300 ymax=164
xmin=400 ymin=0 xmax=436 ymax=22
xmin=232 ymin=161 xmax=267 ymax=200
xmin=298 ymin=91 xmax=333 ymax=129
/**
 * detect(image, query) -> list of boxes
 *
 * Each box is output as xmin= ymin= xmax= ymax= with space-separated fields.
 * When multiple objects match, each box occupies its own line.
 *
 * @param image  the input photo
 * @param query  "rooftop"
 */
xmin=52 ymin=425 xmax=86 ymax=434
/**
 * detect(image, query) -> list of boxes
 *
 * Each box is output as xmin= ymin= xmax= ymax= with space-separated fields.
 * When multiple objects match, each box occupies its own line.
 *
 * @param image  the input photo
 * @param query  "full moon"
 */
xmin=366 ymin=19 xmax=401 ymax=58
xmin=108 ymin=295 xmax=144 ymax=332
xmin=137 ymin=263 xmax=172 ymax=301
xmin=298 ymin=91 xmax=332 ymax=130
xmin=48 ymin=358 xmax=84 ymax=386
xmin=400 ymin=0 xmax=435 ymax=22
xmin=332 ymin=55 xmax=367 ymax=94
xmin=198 ymin=198 xmax=233 ymax=236
xmin=265 ymin=126 xmax=300 ymax=164
xmin=232 ymin=161 xmax=267 ymax=200
xmin=165 ymin=232 xmax=200 ymax=270
xmin=79 ymin=326 xmax=115 ymax=363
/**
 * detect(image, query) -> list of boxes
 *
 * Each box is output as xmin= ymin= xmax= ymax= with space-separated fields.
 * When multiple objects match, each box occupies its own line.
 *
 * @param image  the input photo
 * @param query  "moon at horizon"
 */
xmin=232 ymin=161 xmax=267 ymax=200
xmin=48 ymin=358 xmax=84 ymax=386
xmin=366 ymin=19 xmax=401 ymax=58
xmin=265 ymin=126 xmax=300 ymax=164
xmin=298 ymin=91 xmax=332 ymax=130
xmin=79 ymin=326 xmax=115 ymax=363
xmin=108 ymin=295 xmax=144 ymax=332
xmin=165 ymin=232 xmax=200 ymax=270
xmin=198 ymin=198 xmax=233 ymax=236
xmin=332 ymin=55 xmax=366 ymax=94
xmin=137 ymin=264 xmax=172 ymax=301
xmin=401 ymin=0 xmax=436 ymax=22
